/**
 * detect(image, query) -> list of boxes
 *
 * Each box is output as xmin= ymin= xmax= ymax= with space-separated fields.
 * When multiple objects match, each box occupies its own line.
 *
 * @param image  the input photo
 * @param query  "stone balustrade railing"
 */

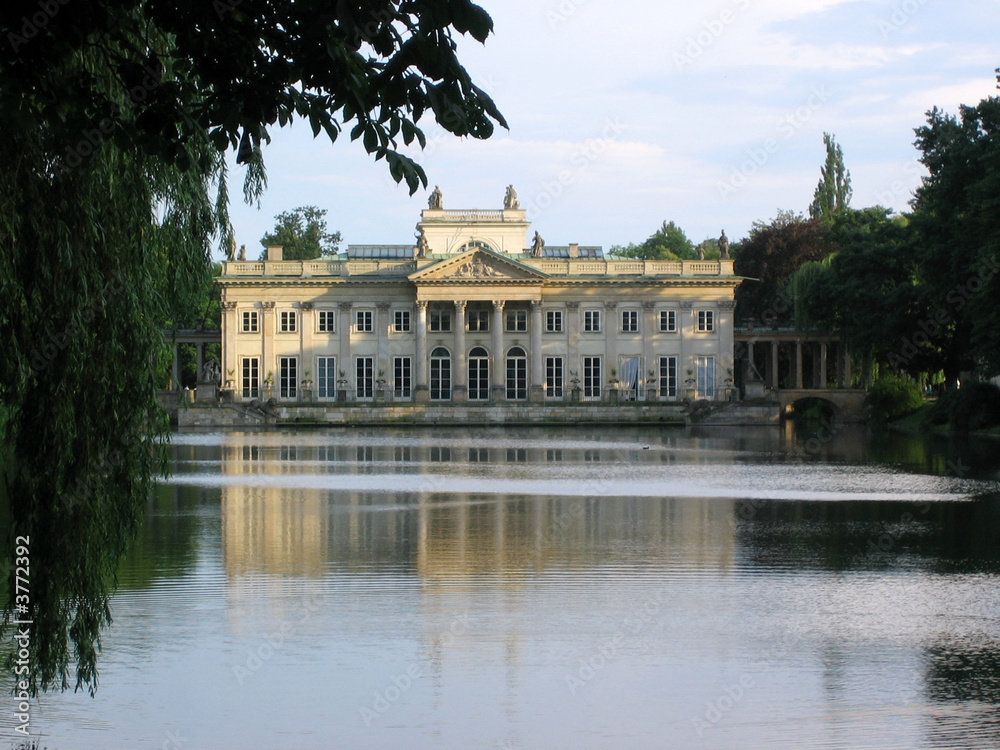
xmin=221 ymin=259 xmax=736 ymax=279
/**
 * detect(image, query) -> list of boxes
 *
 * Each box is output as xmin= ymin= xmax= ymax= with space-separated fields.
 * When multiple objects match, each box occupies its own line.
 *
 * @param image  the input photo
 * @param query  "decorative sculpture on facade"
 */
xmin=504 ymin=184 xmax=520 ymax=210
xmin=237 ymin=244 xmax=247 ymax=261
xmin=428 ymin=185 xmax=443 ymax=209
xmin=415 ymin=228 xmax=430 ymax=258
xmin=718 ymin=229 xmax=730 ymax=259
xmin=530 ymin=230 xmax=545 ymax=257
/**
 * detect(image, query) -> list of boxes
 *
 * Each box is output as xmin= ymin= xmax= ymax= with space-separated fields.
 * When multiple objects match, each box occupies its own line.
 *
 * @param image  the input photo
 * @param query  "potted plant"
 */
xmin=684 ymin=369 xmax=696 ymax=401
xmin=336 ymin=370 xmax=350 ymax=402
xmin=645 ymin=369 xmax=658 ymax=401
xmin=569 ymin=371 xmax=582 ymax=403
xmin=724 ymin=368 xmax=736 ymax=401
xmin=374 ymin=369 xmax=390 ymax=402
xmin=221 ymin=369 xmax=236 ymax=401
xmin=300 ymin=370 xmax=314 ymax=402
xmin=606 ymin=366 xmax=619 ymax=402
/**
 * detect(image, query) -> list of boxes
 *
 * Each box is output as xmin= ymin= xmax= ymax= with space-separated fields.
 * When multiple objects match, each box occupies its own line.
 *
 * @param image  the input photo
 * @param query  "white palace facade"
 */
xmin=218 ymin=193 xmax=741 ymax=406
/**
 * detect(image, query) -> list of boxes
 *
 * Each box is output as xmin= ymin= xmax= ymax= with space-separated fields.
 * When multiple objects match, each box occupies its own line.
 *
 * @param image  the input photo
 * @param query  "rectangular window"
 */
xmin=584 ymin=310 xmax=601 ymax=333
xmin=279 ymin=310 xmax=297 ymax=333
xmin=546 ymin=310 xmax=563 ymax=333
xmin=356 ymin=356 xmax=374 ymax=399
xmin=279 ymin=356 xmax=297 ymax=398
xmin=318 ymin=310 xmax=336 ymax=333
xmin=429 ymin=309 xmax=451 ymax=332
xmin=241 ymin=357 xmax=259 ymax=398
xmin=660 ymin=310 xmax=677 ymax=333
xmin=356 ymin=310 xmax=373 ymax=333
xmin=241 ymin=310 xmax=258 ymax=333
xmin=545 ymin=357 xmax=564 ymax=398
xmin=621 ymin=309 xmax=639 ymax=332
xmin=697 ymin=355 xmax=716 ymax=399
xmin=658 ymin=356 xmax=677 ymax=398
xmin=393 ymin=310 xmax=411 ymax=332
xmin=697 ymin=310 xmax=715 ymax=332
xmin=505 ymin=309 xmax=527 ymax=332
xmin=393 ymin=356 xmax=412 ymax=399
xmin=583 ymin=356 xmax=602 ymax=399
xmin=468 ymin=309 xmax=489 ymax=332
xmin=317 ymin=356 xmax=336 ymax=399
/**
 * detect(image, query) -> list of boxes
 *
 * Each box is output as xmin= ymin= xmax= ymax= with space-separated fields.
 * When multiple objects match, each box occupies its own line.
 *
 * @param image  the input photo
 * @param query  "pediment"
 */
xmin=409 ymin=248 xmax=548 ymax=282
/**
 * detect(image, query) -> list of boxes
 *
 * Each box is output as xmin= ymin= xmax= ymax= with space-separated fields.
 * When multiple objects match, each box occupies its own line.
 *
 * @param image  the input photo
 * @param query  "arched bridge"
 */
xmin=777 ymin=389 xmax=867 ymax=423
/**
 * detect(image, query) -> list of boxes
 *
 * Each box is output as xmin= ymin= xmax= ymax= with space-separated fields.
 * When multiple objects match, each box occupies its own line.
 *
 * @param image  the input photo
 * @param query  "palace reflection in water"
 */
xmin=15 ymin=425 xmax=999 ymax=750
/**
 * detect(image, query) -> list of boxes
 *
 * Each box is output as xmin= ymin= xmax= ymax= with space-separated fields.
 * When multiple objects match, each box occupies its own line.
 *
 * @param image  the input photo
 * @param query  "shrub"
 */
xmin=925 ymin=381 xmax=1000 ymax=432
xmin=866 ymin=375 xmax=924 ymax=423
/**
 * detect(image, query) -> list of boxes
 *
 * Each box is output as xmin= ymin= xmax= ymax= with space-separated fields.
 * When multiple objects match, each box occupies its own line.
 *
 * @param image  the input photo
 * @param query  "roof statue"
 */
xmin=718 ymin=230 xmax=730 ymax=259
xmin=530 ymin=230 xmax=545 ymax=257
xmin=237 ymin=244 xmax=246 ymax=261
xmin=415 ymin=228 xmax=429 ymax=258
xmin=504 ymin=184 xmax=520 ymax=210
xmin=428 ymin=185 xmax=443 ymax=210
xmin=697 ymin=243 xmax=705 ymax=260
xmin=226 ymin=236 xmax=236 ymax=262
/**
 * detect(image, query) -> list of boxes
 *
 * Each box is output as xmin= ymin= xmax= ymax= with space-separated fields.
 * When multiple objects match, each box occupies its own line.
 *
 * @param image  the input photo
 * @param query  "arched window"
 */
xmin=430 ymin=347 xmax=451 ymax=401
xmin=506 ymin=346 xmax=527 ymax=400
xmin=468 ymin=346 xmax=489 ymax=401
xmin=458 ymin=240 xmax=495 ymax=254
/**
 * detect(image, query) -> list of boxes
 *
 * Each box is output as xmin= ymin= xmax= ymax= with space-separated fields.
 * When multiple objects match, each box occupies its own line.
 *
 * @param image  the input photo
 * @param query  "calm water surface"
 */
xmin=5 ymin=424 xmax=1000 ymax=749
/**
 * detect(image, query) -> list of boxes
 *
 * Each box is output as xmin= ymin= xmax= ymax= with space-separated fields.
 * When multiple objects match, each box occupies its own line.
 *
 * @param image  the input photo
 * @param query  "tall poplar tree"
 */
xmin=809 ymin=133 xmax=853 ymax=221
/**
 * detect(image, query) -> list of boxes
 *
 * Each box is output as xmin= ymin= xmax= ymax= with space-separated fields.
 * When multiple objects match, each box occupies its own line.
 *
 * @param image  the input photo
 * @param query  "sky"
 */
xmin=224 ymin=0 xmax=1000 ymax=258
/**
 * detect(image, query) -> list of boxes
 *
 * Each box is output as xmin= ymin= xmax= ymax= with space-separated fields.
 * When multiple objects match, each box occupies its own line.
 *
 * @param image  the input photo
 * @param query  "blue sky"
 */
xmin=224 ymin=0 xmax=1000 ymax=258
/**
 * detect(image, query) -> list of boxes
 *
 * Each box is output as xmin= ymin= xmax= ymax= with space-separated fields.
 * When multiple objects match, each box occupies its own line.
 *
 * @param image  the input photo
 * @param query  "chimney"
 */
xmin=568 ymin=243 xmax=579 ymax=258
xmin=267 ymin=245 xmax=283 ymax=261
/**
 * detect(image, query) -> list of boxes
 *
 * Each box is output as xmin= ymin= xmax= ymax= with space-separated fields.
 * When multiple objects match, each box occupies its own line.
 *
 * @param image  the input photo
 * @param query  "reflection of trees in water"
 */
xmin=733 ymin=498 xmax=1000 ymax=573
xmin=925 ymin=636 xmax=1000 ymax=704
xmin=116 ymin=484 xmax=203 ymax=590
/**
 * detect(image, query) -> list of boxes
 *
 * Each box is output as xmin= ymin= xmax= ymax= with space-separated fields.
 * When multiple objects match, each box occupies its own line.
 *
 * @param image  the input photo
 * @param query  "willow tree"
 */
xmin=0 ymin=0 xmax=505 ymax=695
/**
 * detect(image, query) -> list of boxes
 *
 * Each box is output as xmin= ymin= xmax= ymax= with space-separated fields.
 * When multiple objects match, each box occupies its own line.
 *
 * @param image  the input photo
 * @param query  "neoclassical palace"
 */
xmin=218 ymin=190 xmax=741 ymax=405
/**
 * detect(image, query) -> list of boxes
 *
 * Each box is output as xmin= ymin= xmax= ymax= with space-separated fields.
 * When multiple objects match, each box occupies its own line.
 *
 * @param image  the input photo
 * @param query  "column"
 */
xmin=491 ymin=300 xmax=505 ymax=400
xmin=566 ymin=302 xmax=580 ymax=389
xmin=819 ymin=342 xmax=828 ymax=389
xmin=843 ymin=344 xmax=852 ymax=388
xmin=300 ymin=302 xmax=314 ymax=393
xmin=415 ymin=300 xmax=429 ymax=402
xmin=642 ymin=301 xmax=656 ymax=399
xmin=376 ymin=302 xmax=390 ymax=392
xmin=338 ymin=302 xmax=353 ymax=399
xmin=529 ymin=300 xmax=544 ymax=403
xmin=196 ymin=342 xmax=205 ymax=382
xmin=795 ymin=341 xmax=803 ymax=389
xmin=770 ymin=340 xmax=779 ymax=390
xmin=171 ymin=344 xmax=181 ymax=391
xmin=221 ymin=301 xmax=238 ymax=390
xmin=453 ymin=301 xmax=467 ymax=402
xmin=604 ymin=301 xmax=618 ymax=396
xmin=262 ymin=301 xmax=275 ymax=390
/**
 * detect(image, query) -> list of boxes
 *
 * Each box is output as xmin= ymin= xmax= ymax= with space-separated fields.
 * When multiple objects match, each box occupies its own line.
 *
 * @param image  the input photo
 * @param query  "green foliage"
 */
xmin=0 ymin=0 xmax=504 ymax=696
xmin=259 ymin=206 xmax=342 ymax=260
xmin=613 ymin=220 xmax=695 ymax=260
xmin=0 ymin=0 xmax=506 ymax=195
xmin=866 ymin=375 xmax=924 ymax=424
xmin=911 ymin=94 xmax=1000 ymax=380
xmin=809 ymin=133 xmax=852 ymax=221
xmin=796 ymin=207 xmax=944 ymax=378
xmin=733 ymin=210 xmax=831 ymax=326
xmin=923 ymin=381 xmax=1000 ymax=432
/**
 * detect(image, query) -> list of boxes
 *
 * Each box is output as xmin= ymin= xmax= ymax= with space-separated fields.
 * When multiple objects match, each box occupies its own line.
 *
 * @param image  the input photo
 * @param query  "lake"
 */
xmin=4 ymin=424 xmax=1000 ymax=749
